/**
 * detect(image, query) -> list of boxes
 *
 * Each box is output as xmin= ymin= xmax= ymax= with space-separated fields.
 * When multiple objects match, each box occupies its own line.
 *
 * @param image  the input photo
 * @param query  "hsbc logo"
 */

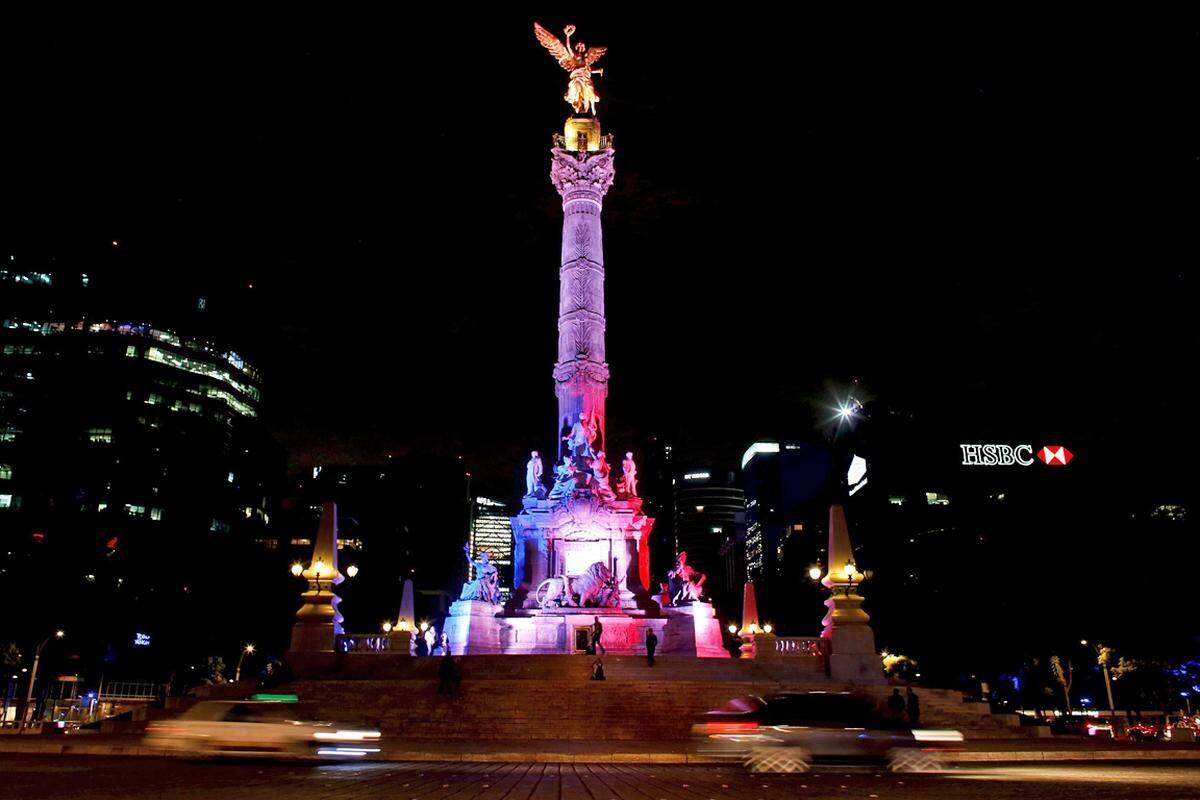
xmin=1036 ymin=445 xmax=1072 ymax=466
xmin=960 ymin=444 xmax=1073 ymax=467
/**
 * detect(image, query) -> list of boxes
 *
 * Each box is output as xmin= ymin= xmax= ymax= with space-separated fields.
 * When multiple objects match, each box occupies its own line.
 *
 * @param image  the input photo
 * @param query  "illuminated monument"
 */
xmin=442 ymin=24 xmax=726 ymax=656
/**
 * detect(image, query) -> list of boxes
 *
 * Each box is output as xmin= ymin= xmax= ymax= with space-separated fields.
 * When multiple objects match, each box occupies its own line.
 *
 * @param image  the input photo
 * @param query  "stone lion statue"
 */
xmin=535 ymin=561 xmax=620 ymax=609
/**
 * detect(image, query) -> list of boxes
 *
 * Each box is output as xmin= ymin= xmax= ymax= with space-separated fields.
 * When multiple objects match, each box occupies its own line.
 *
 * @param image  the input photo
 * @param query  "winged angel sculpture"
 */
xmin=533 ymin=22 xmax=607 ymax=115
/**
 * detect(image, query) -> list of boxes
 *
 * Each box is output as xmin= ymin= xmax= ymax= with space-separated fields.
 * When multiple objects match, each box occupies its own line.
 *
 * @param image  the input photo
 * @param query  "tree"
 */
xmin=1050 ymin=655 xmax=1073 ymax=713
xmin=203 ymin=656 xmax=227 ymax=685
xmin=1 ymin=643 xmax=22 ymax=670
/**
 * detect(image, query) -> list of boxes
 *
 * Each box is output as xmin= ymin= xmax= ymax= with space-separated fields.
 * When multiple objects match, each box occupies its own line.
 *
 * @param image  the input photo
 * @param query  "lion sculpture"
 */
xmin=535 ymin=561 xmax=620 ymax=609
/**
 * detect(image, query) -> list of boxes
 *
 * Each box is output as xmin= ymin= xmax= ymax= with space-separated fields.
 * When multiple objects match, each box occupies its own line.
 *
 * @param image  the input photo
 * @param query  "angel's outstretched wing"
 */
xmin=533 ymin=22 xmax=572 ymax=67
xmin=583 ymin=46 xmax=606 ymax=67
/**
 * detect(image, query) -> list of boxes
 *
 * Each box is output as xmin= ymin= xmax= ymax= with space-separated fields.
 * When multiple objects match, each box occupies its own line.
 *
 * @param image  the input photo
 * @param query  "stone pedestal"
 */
xmin=443 ymin=600 xmax=505 ymax=655
xmin=661 ymin=602 xmax=729 ymax=658
xmin=820 ymin=505 xmax=884 ymax=685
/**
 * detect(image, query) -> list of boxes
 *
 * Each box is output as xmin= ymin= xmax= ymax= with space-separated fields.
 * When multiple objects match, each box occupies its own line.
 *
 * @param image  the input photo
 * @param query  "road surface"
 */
xmin=2 ymin=757 xmax=1199 ymax=799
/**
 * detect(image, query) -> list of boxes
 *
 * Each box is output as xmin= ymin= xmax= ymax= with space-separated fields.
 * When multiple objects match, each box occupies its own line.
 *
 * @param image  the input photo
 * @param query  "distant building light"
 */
xmin=694 ymin=505 xmax=705 ymax=512
xmin=710 ymin=526 xmax=723 ymax=534
xmin=683 ymin=472 xmax=710 ymax=481
xmin=888 ymin=496 xmax=906 ymax=506
xmin=475 ymin=496 xmax=505 ymax=507
xmin=133 ymin=632 xmax=151 ymax=647
xmin=925 ymin=492 xmax=950 ymax=506
xmin=312 ymin=466 xmax=322 ymax=479
xmin=741 ymin=442 xmax=780 ymax=469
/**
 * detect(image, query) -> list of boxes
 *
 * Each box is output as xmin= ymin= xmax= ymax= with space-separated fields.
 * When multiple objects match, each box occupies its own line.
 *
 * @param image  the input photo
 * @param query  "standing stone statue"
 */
xmin=621 ymin=451 xmax=638 ymax=498
xmin=459 ymin=543 xmax=501 ymax=605
xmin=525 ymin=450 xmax=544 ymax=497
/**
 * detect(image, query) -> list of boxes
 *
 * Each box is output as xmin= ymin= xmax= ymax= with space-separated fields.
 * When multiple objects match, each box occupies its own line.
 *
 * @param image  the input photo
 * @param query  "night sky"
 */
xmin=3 ymin=10 xmax=1197 ymax=500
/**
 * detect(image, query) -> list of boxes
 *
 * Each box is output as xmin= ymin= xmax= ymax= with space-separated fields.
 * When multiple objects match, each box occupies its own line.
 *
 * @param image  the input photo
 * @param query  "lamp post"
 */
xmin=20 ymin=630 xmax=64 ymax=732
xmin=234 ymin=644 xmax=255 ymax=683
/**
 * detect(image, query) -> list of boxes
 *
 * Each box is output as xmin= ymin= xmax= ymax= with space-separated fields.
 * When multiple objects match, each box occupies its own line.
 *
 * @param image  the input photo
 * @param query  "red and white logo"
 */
xmin=1037 ymin=445 xmax=1073 ymax=466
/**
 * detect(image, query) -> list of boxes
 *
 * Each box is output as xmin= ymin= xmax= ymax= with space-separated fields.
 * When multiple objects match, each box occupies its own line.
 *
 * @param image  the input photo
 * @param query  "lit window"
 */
xmin=711 ymin=526 xmax=723 ymax=534
xmin=694 ymin=505 xmax=704 ymax=512
xmin=97 ymin=502 xmax=108 ymax=512
xmin=888 ymin=496 xmax=906 ymax=506
xmin=290 ymin=537 xmax=312 ymax=546
xmin=88 ymin=427 xmax=113 ymax=444
xmin=150 ymin=508 xmax=163 ymax=521
xmin=0 ymin=494 xmax=15 ymax=509
xmin=124 ymin=504 xmax=146 ymax=517
xmin=125 ymin=345 xmax=137 ymax=358
xmin=227 ymin=471 xmax=235 ymax=484
xmin=925 ymin=492 xmax=950 ymax=506
xmin=0 ymin=464 xmax=11 ymax=481
xmin=0 ymin=426 xmax=19 ymax=442
xmin=210 ymin=519 xmax=230 ymax=534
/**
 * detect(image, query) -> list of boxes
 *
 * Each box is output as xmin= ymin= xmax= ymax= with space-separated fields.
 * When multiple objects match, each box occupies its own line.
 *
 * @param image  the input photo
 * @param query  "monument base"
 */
xmin=443 ymin=599 xmax=728 ymax=657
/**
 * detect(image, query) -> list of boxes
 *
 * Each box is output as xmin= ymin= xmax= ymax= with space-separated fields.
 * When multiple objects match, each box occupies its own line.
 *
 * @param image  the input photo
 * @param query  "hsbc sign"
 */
xmin=960 ymin=444 xmax=1073 ymax=467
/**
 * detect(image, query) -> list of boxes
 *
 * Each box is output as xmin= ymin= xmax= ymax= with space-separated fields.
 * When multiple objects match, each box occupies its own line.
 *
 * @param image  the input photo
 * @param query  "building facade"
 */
xmin=672 ymin=468 xmax=745 ymax=617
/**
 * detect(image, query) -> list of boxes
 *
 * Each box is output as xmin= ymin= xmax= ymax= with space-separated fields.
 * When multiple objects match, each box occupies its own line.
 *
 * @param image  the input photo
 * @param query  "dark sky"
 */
xmin=3 ymin=9 xmax=1197 ymax=496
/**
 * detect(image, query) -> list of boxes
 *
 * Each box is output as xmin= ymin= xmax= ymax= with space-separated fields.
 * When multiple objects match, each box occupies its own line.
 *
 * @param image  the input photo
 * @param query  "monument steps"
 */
xmin=282 ymin=656 xmax=1029 ymax=741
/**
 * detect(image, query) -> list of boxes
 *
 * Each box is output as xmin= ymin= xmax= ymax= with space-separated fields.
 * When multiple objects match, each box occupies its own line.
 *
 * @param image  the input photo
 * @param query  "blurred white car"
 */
xmin=146 ymin=700 xmax=381 ymax=758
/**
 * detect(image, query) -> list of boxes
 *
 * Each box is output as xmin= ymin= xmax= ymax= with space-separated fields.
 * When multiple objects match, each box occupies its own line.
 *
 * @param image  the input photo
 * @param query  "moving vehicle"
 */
xmin=145 ymin=700 xmax=381 ymax=758
xmin=1126 ymin=720 xmax=1161 ymax=741
xmin=1050 ymin=715 xmax=1114 ymax=738
xmin=692 ymin=691 xmax=964 ymax=773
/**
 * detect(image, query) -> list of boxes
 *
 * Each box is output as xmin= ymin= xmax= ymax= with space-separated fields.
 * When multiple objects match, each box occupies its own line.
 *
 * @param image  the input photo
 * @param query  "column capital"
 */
xmin=551 ymin=147 xmax=615 ymax=204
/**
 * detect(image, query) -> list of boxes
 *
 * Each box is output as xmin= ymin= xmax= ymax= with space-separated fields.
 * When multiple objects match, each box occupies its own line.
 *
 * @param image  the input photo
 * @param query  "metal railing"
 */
xmin=336 ymin=634 xmax=395 ymax=653
xmin=100 ymin=681 xmax=163 ymax=700
xmin=774 ymin=637 xmax=826 ymax=657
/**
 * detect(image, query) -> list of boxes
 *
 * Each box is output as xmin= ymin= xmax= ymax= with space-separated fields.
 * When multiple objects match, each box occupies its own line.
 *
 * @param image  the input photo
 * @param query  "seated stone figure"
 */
xmin=667 ymin=550 xmax=706 ymax=605
xmin=459 ymin=543 xmax=501 ymax=604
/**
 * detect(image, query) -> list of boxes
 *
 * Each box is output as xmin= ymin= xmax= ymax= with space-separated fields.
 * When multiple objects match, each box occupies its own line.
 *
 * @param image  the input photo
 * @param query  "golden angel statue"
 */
xmin=533 ymin=22 xmax=607 ymax=115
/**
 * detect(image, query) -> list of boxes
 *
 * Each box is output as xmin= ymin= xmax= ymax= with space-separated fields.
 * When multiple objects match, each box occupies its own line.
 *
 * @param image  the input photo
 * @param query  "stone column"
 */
xmin=550 ymin=134 xmax=614 ymax=452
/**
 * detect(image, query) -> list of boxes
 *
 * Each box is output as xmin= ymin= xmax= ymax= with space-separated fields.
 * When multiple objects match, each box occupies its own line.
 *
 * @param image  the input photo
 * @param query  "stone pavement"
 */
xmin=3 ymin=756 xmax=1200 ymax=800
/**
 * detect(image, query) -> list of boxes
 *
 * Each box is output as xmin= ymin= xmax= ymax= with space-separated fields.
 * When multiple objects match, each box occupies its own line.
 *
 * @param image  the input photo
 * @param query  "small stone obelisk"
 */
xmin=288 ymin=502 xmax=344 ymax=654
xmin=821 ymin=504 xmax=883 ymax=684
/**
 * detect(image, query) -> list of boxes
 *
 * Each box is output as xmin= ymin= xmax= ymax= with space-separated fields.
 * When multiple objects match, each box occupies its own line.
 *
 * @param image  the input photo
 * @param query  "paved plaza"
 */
xmin=3 ymin=757 xmax=1200 ymax=800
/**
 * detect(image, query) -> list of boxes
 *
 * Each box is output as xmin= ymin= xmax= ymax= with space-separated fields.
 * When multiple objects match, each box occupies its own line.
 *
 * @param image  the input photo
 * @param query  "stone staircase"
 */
xmin=281 ymin=655 xmax=1027 ymax=741
xmin=285 ymin=655 xmax=823 ymax=740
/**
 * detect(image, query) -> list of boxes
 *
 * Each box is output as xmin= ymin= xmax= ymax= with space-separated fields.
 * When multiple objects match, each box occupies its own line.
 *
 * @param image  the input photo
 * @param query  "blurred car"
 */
xmin=692 ymin=691 xmax=963 ymax=773
xmin=145 ymin=700 xmax=381 ymax=758
xmin=1127 ymin=721 xmax=1162 ymax=741
xmin=1050 ymin=715 xmax=1114 ymax=738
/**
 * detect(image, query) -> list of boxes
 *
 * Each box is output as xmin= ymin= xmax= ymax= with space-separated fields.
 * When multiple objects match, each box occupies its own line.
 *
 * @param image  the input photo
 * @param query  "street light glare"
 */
xmin=244 ymin=643 xmax=255 ymax=654
xmin=54 ymin=630 xmax=65 ymax=639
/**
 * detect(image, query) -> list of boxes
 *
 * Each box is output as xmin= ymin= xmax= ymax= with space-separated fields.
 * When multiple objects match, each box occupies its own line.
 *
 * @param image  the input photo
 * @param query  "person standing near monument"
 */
xmin=906 ymin=686 xmax=921 ymax=727
xmin=645 ymin=628 xmax=658 ymax=667
xmin=591 ymin=615 xmax=606 ymax=656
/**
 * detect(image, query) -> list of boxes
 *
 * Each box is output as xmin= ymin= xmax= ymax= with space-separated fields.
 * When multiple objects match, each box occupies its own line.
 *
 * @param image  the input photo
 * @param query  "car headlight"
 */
xmin=312 ymin=729 xmax=381 ymax=741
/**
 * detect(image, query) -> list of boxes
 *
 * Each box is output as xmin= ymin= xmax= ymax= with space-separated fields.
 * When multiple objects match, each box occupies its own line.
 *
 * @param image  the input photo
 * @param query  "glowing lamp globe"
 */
xmin=763 ymin=624 xmax=773 ymax=634
xmin=290 ymin=562 xmax=303 ymax=577
xmin=808 ymin=566 xmax=822 ymax=581
xmin=346 ymin=564 xmax=359 ymax=578
xmin=843 ymin=561 xmax=856 ymax=580
xmin=419 ymin=622 xmax=429 ymax=633
xmin=313 ymin=559 xmax=327 ymax=577
xmin=727 ymin=624 xmax=737 ymax=634
xmin=382 ymin=621 xmax=393 ymax=633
